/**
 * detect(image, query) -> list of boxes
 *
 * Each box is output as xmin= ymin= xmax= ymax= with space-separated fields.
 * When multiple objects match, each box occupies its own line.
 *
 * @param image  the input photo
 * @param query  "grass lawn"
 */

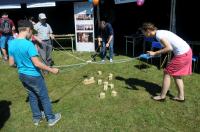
xmin=0 ymin=51 xmax=200 ymax=132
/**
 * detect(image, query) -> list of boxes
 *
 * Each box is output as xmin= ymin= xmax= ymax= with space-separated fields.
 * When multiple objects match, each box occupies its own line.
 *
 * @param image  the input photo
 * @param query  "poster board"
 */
xmin=74 ymin=2 xmax=95 ymax=52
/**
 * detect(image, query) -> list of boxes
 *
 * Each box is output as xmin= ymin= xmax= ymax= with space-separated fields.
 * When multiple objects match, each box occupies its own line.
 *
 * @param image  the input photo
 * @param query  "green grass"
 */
xmin=0 ymin=51 xmax=200 ymax=132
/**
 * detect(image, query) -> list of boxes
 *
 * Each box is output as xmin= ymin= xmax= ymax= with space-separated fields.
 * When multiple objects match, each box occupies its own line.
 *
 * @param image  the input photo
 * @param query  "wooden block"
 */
xmin=98 ymin=79 xmax=102 ymax=85
xmin=83 ymin=78 xmax=95 ymax=85
xmin=104 ymin=85 xmax=108 ymax=91
xmin=99 ymin=92 xmax=105 ymax=99
xmin=98 ymin=71 xmax=102 ymax=75
xmin=111 ymin=90 xmax=117 ymax=97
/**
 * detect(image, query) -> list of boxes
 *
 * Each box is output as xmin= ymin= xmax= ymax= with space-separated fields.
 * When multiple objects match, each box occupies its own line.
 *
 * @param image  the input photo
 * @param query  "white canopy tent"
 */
xmin=0 ymin=0 xmax=21 ymax=9
xmin=27 ymin=2 xmax=56 ymax=8
xmin=0 ymin=0 xmax=81 ymax=9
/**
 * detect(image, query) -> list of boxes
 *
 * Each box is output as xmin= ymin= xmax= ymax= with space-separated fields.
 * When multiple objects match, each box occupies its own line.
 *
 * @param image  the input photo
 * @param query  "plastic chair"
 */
xmin=192 ymin=55 xmax=198 ymax=72
xmin=139 ymin=41 xmax=163 ymax=69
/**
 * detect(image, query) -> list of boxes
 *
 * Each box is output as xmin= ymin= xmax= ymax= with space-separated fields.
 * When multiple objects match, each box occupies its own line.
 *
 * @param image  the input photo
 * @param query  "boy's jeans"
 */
xmin=19 ymin=73 xmax=54 ymax=120
xmin=101 ymin=38 xmax=114 ymax=60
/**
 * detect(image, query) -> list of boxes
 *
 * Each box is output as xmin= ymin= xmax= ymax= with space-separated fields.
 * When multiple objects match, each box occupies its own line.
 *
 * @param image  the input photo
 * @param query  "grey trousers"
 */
xmin=38 ymin=40 xmax=53 ymax=66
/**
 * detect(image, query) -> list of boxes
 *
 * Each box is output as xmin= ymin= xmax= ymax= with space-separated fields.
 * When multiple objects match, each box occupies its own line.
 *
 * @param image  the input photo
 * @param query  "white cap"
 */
xmin=39 ymin=13 xmax=47 ymax=19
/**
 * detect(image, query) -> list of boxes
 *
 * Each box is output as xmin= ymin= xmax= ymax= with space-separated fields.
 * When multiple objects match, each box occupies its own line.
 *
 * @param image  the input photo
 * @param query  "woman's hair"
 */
xmin=141 ymin=22 xmax=157 ymax=31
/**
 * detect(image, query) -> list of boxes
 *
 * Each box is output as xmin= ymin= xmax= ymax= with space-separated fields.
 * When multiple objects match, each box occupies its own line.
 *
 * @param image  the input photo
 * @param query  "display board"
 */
xmin=74 ymin=2 xmax=95 ymax=52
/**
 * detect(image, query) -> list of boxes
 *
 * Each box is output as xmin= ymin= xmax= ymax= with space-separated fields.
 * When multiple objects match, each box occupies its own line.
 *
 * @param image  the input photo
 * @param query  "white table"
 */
xmin=54 ymin=34 xmax=75 ymax=53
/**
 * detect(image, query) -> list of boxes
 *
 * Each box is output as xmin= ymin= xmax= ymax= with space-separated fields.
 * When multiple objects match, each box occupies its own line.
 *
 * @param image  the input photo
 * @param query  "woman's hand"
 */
xmin=147 ymin=51 xmax=156 ymax=56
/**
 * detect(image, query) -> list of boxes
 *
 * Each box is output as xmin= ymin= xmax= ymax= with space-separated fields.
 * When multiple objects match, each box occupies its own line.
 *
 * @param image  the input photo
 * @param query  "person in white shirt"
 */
xmin=34 ymin=13 xmax=54 ymax=68
xmin=141 ymin=22 xmax=192 ymax=102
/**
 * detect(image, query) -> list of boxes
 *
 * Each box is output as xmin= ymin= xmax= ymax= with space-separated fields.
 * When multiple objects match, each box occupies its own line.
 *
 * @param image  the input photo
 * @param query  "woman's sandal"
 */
xmin=151 ymin=96 xmax=166 ymax=102
xmin=170 ymin=97 xmax=185 ymax=102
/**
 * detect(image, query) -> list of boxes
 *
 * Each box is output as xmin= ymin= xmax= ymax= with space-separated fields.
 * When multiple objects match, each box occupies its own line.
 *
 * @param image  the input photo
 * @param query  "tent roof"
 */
xmin=0 ymin=0 xmax=81 ymax=4
xmin=0 ymin=0 xmax=82 ymax=9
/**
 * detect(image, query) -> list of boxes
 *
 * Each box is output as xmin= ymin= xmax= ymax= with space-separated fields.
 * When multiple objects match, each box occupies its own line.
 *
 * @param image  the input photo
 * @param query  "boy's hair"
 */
xmin=17 ymin=20 xmax=33 ymax=32
xmin=141 ymin=22 xmax=157 ymax=31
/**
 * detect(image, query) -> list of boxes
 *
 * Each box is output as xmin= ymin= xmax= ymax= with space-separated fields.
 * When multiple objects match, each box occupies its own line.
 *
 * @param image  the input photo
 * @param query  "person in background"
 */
xmin=29 ymin=16 xmax=37 ymax=25
xmin=33 ymin=13 xmax=54 ymax=68
xmin=141 ymin=22 xmax=192 ymax=102
xmin=0 ymin=12 xmax=15 ymax=61
xmin=98 ymin=20 xmax=114 ymax=63
xmin=8 ymin=20 xmax=61 ymax=126
xmin=28 ymin=16 xmax=44 ymax=51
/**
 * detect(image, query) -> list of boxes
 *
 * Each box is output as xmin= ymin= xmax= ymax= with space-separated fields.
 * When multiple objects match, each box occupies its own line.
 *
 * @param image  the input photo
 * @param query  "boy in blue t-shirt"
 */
xmin=8 ymin=20 xmax=61 ymax=126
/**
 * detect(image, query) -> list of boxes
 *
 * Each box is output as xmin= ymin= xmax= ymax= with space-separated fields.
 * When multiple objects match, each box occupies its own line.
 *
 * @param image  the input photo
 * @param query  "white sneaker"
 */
xmin=33 ymin=119 xmax=41 ymax=126
xmin=48 ymin=113 xmax=61 ymax=126
xmin=101 ymin=60 xmax=105 ymax=64
xmin=110 ymin=59 xmax=113 ymax=63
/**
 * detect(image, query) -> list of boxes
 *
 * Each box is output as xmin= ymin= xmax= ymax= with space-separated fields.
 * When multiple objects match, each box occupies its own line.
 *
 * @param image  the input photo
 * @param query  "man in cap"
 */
xmin=34 ymin=13 xmax=54 ymax=70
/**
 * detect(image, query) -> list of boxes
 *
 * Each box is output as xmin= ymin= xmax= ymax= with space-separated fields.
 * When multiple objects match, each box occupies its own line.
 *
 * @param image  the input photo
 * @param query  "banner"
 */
xmin=74 ymin=2 xmax=95 ymax=52
xmin=0 ymin=0 xmax=21 ymax=9
xmin=114 ymin=0 xmax=136 ymax=4
xmin=27 ymin=2 xmax=55 ymax=8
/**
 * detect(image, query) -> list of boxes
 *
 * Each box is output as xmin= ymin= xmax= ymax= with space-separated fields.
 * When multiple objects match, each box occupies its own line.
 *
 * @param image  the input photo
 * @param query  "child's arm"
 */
xmin=9 ymin=56 xmax=15 ymax=67
xmin=31 ymin=57 xmax=59 ymax=74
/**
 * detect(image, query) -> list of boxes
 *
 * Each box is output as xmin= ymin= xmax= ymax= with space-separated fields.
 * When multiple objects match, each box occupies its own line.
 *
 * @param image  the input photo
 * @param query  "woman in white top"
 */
xmin=141 ymin=22 xmax=192 ymax=102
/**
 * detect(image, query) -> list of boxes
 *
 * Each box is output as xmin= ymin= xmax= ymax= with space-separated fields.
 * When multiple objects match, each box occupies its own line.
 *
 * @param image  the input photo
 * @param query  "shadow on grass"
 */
xmin=116 ymin=76 xmax=174 ymax=97
xmin=51 ymin=77 xmax=84 ymax=103
xmin=0 ymin=100 xmax=11 ymax=130
xmin=134 ymin=64 xmax=150 ymax=70
xmin=115 ymin=76 xmax=162 ymax=96
xmin=135 ymin=60 xmax=162 ymax=70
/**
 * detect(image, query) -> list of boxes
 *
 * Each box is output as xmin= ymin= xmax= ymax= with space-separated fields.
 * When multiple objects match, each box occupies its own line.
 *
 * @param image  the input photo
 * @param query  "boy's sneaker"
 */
xmin=48 ymin=113 xmax=61 ymax=126
xmin=110 ymin=59 xmax=113 ymax=63
xmin=33 ymin=118 xmax=41 ymax=126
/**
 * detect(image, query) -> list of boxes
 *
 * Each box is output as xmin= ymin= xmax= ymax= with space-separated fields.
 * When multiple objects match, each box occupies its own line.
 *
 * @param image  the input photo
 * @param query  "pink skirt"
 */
xmin=164 ymin=49 xmax=192 ymax=76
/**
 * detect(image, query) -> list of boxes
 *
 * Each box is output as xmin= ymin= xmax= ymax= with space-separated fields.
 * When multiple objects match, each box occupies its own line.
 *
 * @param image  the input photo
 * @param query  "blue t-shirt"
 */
xmin=8 ymin=39 xmax=41 ymax=76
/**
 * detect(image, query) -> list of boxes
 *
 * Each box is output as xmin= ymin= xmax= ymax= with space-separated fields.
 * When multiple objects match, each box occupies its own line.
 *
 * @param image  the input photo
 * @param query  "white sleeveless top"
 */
xmin=156 ymin=30 xmax=190 ymax=55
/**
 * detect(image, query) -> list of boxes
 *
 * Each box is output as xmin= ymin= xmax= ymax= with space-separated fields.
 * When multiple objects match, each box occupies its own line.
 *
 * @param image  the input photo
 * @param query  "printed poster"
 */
xmin=74 ymin=2 xmax=95 ymax=52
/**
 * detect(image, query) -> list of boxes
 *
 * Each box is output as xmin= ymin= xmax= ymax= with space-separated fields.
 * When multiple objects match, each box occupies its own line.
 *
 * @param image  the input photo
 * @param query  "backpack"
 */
xmin=0 ymin=19 xmax=12 ymax=34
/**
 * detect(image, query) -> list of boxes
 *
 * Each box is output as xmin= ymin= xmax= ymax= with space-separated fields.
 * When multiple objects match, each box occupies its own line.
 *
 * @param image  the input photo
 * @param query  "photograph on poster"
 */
xmin=77 ymin=24 xmax=93 ymax=31
xmin=76 ymin=14 xmax=93 ymax=20
xmin=77 ymin=32 xmax=93 ymax=43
